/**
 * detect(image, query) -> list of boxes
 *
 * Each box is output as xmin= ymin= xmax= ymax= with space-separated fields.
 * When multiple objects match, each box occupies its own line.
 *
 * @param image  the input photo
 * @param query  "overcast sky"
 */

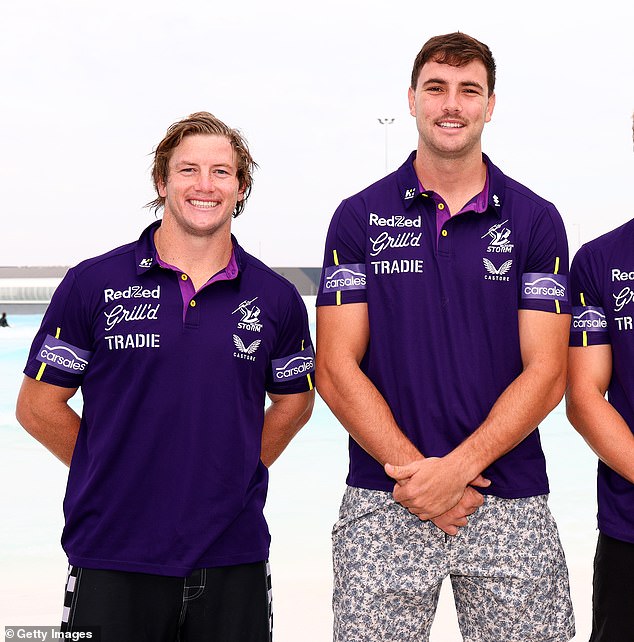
xmin=1 ymin=0 xmax=632 ymax=267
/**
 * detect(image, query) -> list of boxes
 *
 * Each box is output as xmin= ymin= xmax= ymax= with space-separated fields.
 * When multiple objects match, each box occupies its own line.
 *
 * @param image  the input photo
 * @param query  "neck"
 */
xmin=413 ymin=146 xmax=486 ymax=212
xmin=153 ymin=220 xmax=233 ymax=290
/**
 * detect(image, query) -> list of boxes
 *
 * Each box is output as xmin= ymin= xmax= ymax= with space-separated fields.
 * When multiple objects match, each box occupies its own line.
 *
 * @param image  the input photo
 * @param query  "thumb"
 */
xmin=469 ymin=474 xmax=492 ymax=488
xmin=384 ymin=461 xmax=419 ymax=481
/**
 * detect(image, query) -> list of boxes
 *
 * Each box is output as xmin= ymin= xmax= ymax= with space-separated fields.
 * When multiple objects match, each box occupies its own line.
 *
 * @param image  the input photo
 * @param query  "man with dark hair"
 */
xmin=566 ymin=114 xmax=634 ymax=642
xmin=316 ymin=33 xmax=575 ymax=640
xmin=16 ymin=111 xmax=315 ymax=641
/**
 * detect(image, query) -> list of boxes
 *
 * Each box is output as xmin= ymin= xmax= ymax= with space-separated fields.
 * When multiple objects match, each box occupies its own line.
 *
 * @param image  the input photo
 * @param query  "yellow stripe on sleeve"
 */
xmin=580 ymin=293 xmax=587 ymax=346
xmin=553 ymin=257 xmax=561 ymax=312
xmin=36 ymin=327 xmax=62 ymax=381
xmin=333 ymin=250 xmax=341 ymax=306
xmin=306 ymin=373 xmax=314 ymax=391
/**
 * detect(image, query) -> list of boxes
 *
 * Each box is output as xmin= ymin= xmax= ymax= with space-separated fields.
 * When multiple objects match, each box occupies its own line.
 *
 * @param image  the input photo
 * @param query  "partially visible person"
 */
xmin=16 ymin=112 xmax=314 ymax=641
xmin=566 ymin=114 xmax=634 ymax=642
xmin=316 ymin=32 xmax=574 ymax=641
xmin=0 ymin=312 xmax=8 ymax=327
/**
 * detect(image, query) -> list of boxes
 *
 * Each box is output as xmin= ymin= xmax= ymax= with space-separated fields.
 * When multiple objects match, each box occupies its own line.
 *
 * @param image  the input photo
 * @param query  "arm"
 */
xmin=15 ymin=376 xmax=80 ymax=466
xmin=261 ymin=390 xmax=314 ymax=467
xmin=566 ymin=345 xmax=634 ymax=484
xmin=316 ymin=303 xmax=422 ymax=465
xmin=316 ymin=303 xmax=488 ymax=533
xmin=389 ymin=309 xmax=570 ymax=519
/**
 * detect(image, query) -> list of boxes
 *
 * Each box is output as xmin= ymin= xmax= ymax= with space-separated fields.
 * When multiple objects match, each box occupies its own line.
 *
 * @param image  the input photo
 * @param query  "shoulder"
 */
xmin=582 ymin=218 xmax=634 ymax=256
xmin=238 ymin=248 xmax=303 ymax=302
xmin=488 ymin=157 xmax=560 ymax=221
xmin=70 ymin=239 xmax=138 ymax=281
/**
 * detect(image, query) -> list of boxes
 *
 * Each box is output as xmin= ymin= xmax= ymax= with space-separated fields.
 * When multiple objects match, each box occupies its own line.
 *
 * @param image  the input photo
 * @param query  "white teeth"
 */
xmin=189 ymin=200 xmax=219 ymax=208
xmin=439 ymin=122 xmax=463 ymax=128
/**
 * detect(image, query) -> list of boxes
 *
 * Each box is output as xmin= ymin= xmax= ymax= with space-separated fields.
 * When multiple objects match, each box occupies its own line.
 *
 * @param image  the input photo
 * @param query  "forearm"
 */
xmin=447 ymin=360 xmax=565 ymax=483
xmin=16 ymin=393 xmax=80 ymax=466
xmin=567 ymin=389 xmax=634 ymax=485
xmin=316 ymin=360 xmax=421 ymax=466
xmin=261 ymin=391 xmax=314 ymax=467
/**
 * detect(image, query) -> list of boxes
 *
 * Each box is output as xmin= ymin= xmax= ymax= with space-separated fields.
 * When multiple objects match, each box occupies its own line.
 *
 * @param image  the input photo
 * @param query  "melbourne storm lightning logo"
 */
xmin=482 ymin=220 xmax=514 ymax=253
xmin=232 ymin=297 xmax=263 ymax=332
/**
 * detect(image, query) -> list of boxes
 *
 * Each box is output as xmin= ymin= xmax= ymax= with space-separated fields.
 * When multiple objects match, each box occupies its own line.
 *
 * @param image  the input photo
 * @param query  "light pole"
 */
xmin=377 ymin=118 xmax=395 ymax=173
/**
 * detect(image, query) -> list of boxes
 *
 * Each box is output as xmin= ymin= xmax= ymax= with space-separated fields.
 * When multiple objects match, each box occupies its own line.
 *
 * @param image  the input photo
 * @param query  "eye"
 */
xmin=180 ymin=167 xmax=196 ymax=174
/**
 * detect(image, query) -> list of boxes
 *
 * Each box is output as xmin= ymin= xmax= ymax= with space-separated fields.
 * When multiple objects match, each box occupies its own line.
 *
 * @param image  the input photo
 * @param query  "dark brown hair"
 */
xmin=411 ymin=32 xmax=496 ymax=96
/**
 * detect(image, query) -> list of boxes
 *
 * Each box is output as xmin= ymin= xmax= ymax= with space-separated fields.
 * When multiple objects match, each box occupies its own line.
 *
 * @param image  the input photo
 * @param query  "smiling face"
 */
xmin=158 ymin=134 xmax=245 ymax=239
xmin=408 ymin=59 xmax=495 ymax=161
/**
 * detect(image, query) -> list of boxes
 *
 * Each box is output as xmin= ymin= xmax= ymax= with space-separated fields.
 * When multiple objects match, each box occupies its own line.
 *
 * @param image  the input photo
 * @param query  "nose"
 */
xmin=196 ymin=172 xmax=216 ymax=192
xmin=442 ymin=88 xmax=462 ymax=113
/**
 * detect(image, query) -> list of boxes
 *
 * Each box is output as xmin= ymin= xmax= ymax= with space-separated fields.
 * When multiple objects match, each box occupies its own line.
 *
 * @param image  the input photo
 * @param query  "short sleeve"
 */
xmin=316 ymin=199 xmax=367 ymax=307
xmin=266 ymin=286 xmax=315 ymax=394
xmin=519 ymin=204 xmax=572 ymax=315
xmin=23 ymin=270 xmax=94 ymax=388
xmin=569 ymin=244 xmax=610 ymax=347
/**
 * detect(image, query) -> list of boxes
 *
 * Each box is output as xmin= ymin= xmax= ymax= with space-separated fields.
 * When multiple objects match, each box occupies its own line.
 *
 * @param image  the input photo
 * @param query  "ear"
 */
xmin=485 ymin=93 xmax=496 ymax=123
xmin=157 ymin=179 xmax=167 ymax=199
xmin=408 ymin=86 xmax=416 ymax=117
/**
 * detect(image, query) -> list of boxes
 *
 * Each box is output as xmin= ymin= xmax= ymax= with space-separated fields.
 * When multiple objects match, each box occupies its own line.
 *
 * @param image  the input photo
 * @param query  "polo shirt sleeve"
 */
xmin=519 ymin=204 xmax=572 ymax=315
xmin=266 ymin=287 xmax=315 ymax=395
xmin=569 ymin=244 xmax=610 ymax=347
xmin=316 ymin=199 xmax=367 ymax=307
xmin=23 ymin=269 xmax=94 ymax=388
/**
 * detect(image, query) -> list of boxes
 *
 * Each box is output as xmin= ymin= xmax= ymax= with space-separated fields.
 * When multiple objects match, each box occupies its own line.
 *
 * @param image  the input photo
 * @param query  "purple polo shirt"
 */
xmin=569 ymin=219 xmax=634 ymax=543
xmin=24 ymin=221 xmax=314 ymax=576
xmin=317 ymin=151 xmax=570 ymax=498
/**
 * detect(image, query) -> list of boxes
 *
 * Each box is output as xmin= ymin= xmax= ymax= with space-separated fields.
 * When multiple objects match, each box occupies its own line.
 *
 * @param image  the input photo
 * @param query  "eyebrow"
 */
xmin=173 ymin=160 xmax=233 ymax=168
xmin=423 ymin=78 xmax=485 ymax=91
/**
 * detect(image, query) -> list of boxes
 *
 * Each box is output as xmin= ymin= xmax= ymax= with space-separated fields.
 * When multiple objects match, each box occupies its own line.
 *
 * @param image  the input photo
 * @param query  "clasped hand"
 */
xmin=385 ymin=457 xmax=490 ymax=535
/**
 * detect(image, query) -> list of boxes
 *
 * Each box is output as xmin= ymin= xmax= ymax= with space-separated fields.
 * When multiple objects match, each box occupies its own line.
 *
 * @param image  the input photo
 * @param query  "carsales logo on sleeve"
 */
xmin=37 ymin=335 xmax=92 ymax=373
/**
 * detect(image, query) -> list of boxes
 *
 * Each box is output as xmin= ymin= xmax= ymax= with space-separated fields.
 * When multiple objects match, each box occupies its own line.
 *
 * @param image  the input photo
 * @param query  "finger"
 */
xmin=469 ymin=474 xmax=491 ymax=488
xmin=431 ymin=518 xmax=459 ymax=535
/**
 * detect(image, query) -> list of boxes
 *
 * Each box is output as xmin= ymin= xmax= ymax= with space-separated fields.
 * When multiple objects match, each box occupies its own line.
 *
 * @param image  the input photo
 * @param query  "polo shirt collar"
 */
xmin=134 ymin=220 xmax=247 ymax=277
xmin=395 ymin=151 xmax=506 ymax=219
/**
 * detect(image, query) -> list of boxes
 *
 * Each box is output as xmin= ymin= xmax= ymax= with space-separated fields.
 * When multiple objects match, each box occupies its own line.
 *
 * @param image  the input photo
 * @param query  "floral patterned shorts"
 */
xmin=332 ymin=487 xmax=575 ymax=642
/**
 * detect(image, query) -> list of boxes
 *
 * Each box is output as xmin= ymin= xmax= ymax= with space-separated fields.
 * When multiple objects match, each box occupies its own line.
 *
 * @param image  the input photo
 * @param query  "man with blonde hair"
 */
xmin=17 ymin=112 xmax=315 ymax=641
